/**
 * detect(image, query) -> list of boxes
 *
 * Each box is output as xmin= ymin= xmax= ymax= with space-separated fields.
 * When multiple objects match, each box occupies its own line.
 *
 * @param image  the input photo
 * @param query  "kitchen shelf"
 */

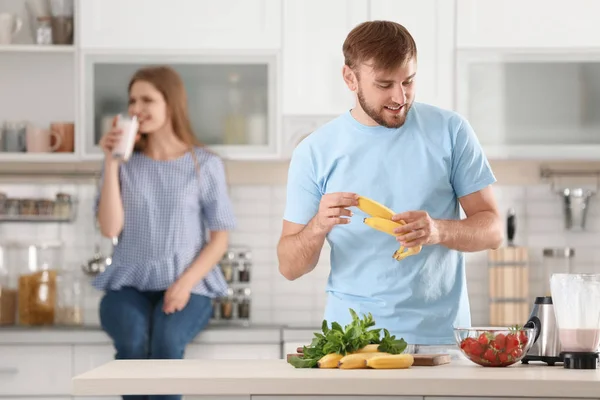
xmin=0 ymin=153 xmax=79 ymax=163
xmin=0 ymin=45 xmax=75 ymax=53
xmin=0 ymin=214 xmax=75 ymax=223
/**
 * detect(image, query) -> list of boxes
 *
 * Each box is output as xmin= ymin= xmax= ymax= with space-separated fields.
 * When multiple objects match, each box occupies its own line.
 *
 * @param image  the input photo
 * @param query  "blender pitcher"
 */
xmin=550 ymin=273 xmax=600 ymax=369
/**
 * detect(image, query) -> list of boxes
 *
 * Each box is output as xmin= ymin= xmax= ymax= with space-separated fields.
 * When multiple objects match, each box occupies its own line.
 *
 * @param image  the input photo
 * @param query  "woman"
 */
xmin=94 ymin=66 xmax=236 ymax=400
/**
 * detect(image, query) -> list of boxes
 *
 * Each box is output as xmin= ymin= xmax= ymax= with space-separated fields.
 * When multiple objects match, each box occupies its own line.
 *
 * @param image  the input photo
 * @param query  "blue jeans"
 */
xmin=99 ymin=287 xmax=213 ymax=400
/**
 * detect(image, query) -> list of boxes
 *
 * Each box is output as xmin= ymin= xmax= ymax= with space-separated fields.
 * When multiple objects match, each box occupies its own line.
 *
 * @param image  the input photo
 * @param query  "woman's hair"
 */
xmin=128 ymin=66 xmax=202 ymax=152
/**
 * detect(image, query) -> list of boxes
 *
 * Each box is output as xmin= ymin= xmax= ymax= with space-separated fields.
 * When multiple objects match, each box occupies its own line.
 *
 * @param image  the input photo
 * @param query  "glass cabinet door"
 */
xmin=82 ymin=52 xmax=277 ymax=159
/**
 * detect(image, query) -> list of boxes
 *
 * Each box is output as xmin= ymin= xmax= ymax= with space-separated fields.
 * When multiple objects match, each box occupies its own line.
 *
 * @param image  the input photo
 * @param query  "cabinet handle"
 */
xmin=0 ymin=367 xmax=18 ymax=374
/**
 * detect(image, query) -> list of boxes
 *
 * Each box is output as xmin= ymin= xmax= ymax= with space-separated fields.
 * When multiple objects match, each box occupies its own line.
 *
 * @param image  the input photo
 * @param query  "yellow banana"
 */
xmin=317 ymin=353 xmax=344 ymax=368
xmin=355 ymin=344 xmax=380 ymax=353
xmin=363 ymin=216 xmax=422 ymax=261
xmin=357 ymin=196 xmax=395 ymax=220
xmin=366 ymin=354 xmax=414 ymax=369
xmin=338 ymin=352 xmax=392 ymax=369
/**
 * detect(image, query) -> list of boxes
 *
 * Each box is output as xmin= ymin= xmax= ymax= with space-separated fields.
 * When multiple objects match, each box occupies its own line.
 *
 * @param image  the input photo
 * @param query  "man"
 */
xmin=277 ymin=20 xmax=503 ymax=348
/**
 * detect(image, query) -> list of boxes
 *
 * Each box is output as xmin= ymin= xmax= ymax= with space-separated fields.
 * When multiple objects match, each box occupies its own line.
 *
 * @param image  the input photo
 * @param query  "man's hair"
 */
xmin=343 ymin=20 xmax=417 ymax=74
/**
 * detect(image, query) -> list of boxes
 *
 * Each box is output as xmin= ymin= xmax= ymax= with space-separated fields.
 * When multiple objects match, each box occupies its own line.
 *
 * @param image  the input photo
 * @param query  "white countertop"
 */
xmin=72 ymin=359 xmax=600 ymax=398
xmin=0 ymin=325 xmax=282 ymax=345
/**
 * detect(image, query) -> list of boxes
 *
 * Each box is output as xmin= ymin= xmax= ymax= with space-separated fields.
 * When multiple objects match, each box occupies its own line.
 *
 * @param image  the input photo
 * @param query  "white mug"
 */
xmin=112 ymin=115 xmax=139 ymax=162
xmin=0 ymin=13 xmax=23 ymax=45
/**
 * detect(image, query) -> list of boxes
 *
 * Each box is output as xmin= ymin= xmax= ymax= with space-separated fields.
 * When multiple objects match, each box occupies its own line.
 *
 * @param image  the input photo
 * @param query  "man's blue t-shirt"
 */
xmin=283 ymin=102 xmax=497 ymax=345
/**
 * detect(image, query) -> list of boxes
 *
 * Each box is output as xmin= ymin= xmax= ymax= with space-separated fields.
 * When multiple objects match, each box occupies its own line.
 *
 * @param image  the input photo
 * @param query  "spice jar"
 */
xmin=0 ymin=245 xmax=17 ymax=326
xmin=219 ymin=260 xmax=234 ymax=283
xmin=0 ymin=192 xmax=7 ymax=215
xmin=236 ymin=288 xmax=251 ymax=320
xmin=5 ymin=199 xmax=19 ymax=217
xmin=35 ymin=16 xmax=52 ymax=45
xmin=20 ymin=199 xmax=37 ymax=216
xmin=54 ymin=193 xmax=72 ymax=219
xmin=238 ymin=261 xmax=251 ymax=282
xmin=55 ymin=271 xmax=84 ymax=326
xmin=37 ymin=199 xmax=54 ymax=216
xmin=220 ymin=288 xmax=234 ymax=320
xmin=11 ymin=241 xmax=63 ymax=326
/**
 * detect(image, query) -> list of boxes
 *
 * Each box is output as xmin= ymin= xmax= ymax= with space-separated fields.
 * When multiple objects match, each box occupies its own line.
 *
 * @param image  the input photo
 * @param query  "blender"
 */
xmin=550 ymin=273 xmax=600 ymax=369
xmin=521 ymin=248 xmax=574 ymax=366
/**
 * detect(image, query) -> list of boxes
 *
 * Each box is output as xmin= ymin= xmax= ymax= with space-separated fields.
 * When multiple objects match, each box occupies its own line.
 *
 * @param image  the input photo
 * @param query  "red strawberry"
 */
xmin=518 ymin=330 xmax=528 ymax=346
xmin=505 ymin=334 xmax=519 ymax=352
xmin=498 ymin=352 xmax=509 ymax=363
xmin=484 ymin=348 xmax=497 ymax=363
xmin=469 ymin=341 xmax=484 ymax=357
xmin=478 ymin=333 xmax=490 ymax=346
xmin=493 ymin=333 xmax=506 ymax=350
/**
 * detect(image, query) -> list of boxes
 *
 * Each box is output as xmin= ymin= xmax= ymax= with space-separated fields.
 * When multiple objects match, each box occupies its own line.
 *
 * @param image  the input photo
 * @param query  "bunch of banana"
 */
xmin=317 ymin=351 xmax=415 ymax=369
xmin=356 ymin=196 xmax=422 ymax=260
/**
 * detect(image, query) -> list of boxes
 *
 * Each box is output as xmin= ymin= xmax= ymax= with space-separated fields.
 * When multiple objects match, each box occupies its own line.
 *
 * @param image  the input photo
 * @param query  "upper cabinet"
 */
xmin=81 ymin=52 xmax=278 ymax=160
xmin=281 ymin=0 xmax=367 ymax=116
xmin=281 ymin=0 xmax=455 ymax=116
xmin=370 ymin=0 xmax=455 ymax=111
xmin=457 ymin=0 xmax=600 ymax=49
xmin=79 ymin=0 xmax=282 ymax=50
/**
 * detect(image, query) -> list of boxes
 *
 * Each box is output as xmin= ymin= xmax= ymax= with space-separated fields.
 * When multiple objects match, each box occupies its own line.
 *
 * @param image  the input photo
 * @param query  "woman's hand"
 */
xmin=98 ymin=116 xmax=122 ymax=157
xmin=162 ymin=278 xmax=193 ymax=314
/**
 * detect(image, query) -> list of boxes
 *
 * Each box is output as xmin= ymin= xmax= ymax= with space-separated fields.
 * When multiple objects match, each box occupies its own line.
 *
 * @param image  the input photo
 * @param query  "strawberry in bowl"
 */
xmin=454 ymin=326 xmax=535 ymax=367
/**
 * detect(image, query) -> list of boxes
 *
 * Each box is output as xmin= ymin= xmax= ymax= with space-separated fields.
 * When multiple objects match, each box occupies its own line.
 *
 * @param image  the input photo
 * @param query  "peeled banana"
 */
xmin=363 ymin=216 xmax=422 ymax=260
xmin=317 ymin=353 xmax=344 ymax=368
xmin=338 ymin=352 xmax=392 ymax=369
xmin=366 ymin=354 xmax=414 ymax=369
xmin=356 ymin=196 xmax=395 ymax=220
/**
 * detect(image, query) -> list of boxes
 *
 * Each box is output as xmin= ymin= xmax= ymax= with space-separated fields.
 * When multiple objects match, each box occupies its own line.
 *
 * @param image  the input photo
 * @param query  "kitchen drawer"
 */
xmin=0 ymin=345 xmax=72 ymax=396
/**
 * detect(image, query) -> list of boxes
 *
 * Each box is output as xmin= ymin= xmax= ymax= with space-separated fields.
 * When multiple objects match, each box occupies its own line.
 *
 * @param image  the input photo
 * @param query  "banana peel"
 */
xmin=357 ymin=195 xmax=422 ymax=260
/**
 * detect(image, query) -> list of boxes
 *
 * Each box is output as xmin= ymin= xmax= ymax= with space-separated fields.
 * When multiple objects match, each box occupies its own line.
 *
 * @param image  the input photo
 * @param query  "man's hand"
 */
xmin=162 ymin=278 xmax=193 ymax=314
xmin=391 ymin=210 xmax=442 ymax=248
xmin=310 ymin=192 xmax=359 ymax=236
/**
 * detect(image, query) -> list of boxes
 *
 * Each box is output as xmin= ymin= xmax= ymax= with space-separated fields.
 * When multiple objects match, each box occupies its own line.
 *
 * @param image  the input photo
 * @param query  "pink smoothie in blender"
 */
xmin=550 ymin=273 xmax=600 ymax=369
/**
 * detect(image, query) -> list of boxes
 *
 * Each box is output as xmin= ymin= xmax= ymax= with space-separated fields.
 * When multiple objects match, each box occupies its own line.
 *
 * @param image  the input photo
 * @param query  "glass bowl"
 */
xmin=454 ymin=326 xmax=536 ymax=367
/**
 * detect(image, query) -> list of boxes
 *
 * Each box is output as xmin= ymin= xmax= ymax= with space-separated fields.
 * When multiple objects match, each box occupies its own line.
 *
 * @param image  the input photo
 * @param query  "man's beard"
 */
xmin=357 ymin=88 xmax=410 ymax=129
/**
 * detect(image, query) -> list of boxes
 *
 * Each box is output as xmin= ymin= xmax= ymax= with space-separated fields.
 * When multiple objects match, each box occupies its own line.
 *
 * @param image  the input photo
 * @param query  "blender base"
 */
xmin=561 ymin=352 xmax=599 ymax=369
xmin=521 ymin=354 xmax=563 ymax=366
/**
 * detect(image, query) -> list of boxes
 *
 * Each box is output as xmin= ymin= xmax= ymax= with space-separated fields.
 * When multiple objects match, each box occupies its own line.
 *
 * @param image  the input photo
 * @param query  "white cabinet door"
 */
xmin=457 ymin=0 xmax=600 ymax=49
xmin=0 ymin=345 xmax=72 ymax=396
xmin=282 ymin=0 xmax=368 ymax=116
xmin=370 ymin=0 xmax=455 ymax=110
xmin=72 ymin=344 xmax=120 ymax=400
xmin=185 ymin=344 xmax=281 ymax=360
xmin=79 ymin=0 xmax=282 ymax=50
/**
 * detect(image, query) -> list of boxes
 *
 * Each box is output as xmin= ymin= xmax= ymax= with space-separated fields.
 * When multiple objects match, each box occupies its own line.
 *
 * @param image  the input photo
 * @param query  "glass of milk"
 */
xmin=112 ymin=115 xmax=139 ymax=162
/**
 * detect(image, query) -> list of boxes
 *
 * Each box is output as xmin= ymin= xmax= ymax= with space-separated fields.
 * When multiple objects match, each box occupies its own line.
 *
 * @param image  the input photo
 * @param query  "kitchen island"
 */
xmin=72 ymin=358 xmax=600 ymax=399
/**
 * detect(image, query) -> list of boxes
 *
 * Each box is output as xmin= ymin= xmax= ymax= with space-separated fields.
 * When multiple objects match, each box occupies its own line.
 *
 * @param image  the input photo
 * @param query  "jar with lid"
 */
xmin=54 ymin=193 xmax=72 ymax=219
xmin=0 ymin=245 xmax=17 ymax=326
xmin=8 ymin=241 xmax=63 ymax=325
xmin=236 ymin=288 xmax=251 ymax=320
xmin=542 ymin=247 xmax=574 ymax=296
xmin=220 ymin=288 xmax=234 ymax=320
xmin=219 ymin=260 xmax=235 ymax=283
xmin=55 ymin=270 xmax=84 ymax=326
xmin=237 ymin=261 xmax=251 ymax=282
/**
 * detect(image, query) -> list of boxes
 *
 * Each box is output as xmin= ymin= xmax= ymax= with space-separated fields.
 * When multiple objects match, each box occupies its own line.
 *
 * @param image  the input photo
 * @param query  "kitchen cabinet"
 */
xmin=281 ymin=0 xmax=455 ymax=116
xmin=281 ymin=0 xmax=367 ymax=116
xmin=253 ymin=397 xmax=423 ymax=399
xmin=370 ymin=0 xmax=455 ymax=111
xmin=80 ymin=52 xmax=279 ymax=160
xmin=79 ymin=0 xmax=281 ymax=50
xmin=455 ymin=50 xmax=600 ymax=160
xmin=0 ymin=345 xmax=73 ymax=396
xmin=456 ymin=0 xmax=600 ymax=49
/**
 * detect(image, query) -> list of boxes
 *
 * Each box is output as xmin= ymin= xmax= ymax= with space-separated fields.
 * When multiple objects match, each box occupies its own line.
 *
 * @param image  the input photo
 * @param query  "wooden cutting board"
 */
xmin=286 ymin=353 xmax=450 ymax=366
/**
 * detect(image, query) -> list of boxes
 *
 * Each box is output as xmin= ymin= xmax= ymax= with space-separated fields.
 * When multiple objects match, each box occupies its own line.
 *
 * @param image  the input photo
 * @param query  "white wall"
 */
xmin=1 ymin=179 xmax=598 ymax=329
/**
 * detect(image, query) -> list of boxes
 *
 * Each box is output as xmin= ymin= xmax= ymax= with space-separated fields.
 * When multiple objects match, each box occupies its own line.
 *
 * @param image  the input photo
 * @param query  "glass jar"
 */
xmin=54 ymin=193 xmax=72 ymax=219
xmin=238 ymin=261 xmax=251 ymax=282
xmin=55 ymin=271 xmax=84 ymax=326
xmin=20 ymin=199 xmax=37 ymax=216
xmin=236 ymin=288 xmax=251 ymax=320
xmin=0 ymin=245 xmax=17 ymax=326
xmin=220 ymin=288 xmax=234 ymax=320
xmin=7 ymin=241 xmax=63 ymax=326
xmin=219 ymin=260 xmax=234 ymax=283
